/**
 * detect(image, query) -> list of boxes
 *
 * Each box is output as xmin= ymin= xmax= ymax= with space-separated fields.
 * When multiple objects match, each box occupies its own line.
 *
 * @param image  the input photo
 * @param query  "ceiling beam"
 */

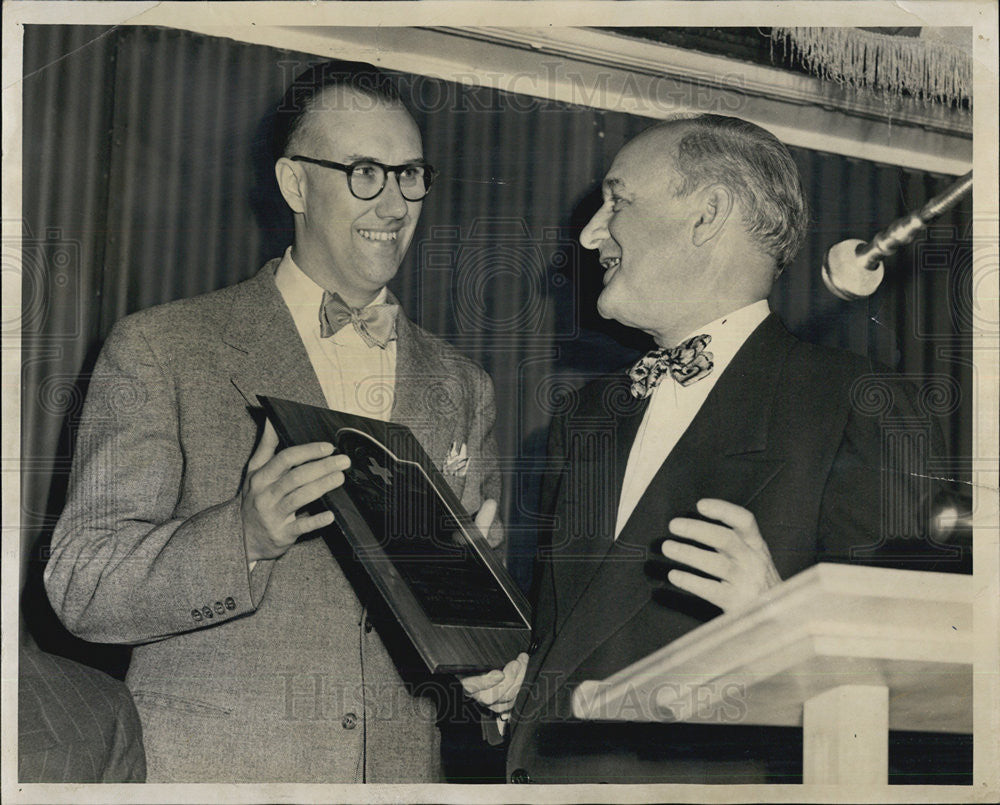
xmin=92 ymin=21 xmax=977 ymax=174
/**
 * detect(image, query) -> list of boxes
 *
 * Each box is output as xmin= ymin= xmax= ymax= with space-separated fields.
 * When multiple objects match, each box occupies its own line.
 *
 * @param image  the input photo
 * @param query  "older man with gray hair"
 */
xmin=470 ymin=114 xmax=946 ymax=784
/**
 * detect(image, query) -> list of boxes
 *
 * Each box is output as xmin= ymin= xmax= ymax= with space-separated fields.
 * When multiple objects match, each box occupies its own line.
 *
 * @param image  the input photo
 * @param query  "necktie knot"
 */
xmin=628 ymin=333 xmax=714 ymax=398
xmin=320 ymin=291 xmax=398 ymax=349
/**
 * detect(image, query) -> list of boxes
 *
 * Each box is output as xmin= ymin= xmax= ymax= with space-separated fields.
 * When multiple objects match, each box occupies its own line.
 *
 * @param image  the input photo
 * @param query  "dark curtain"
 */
xmin=21 ymin=24 xmax=972 ymax=647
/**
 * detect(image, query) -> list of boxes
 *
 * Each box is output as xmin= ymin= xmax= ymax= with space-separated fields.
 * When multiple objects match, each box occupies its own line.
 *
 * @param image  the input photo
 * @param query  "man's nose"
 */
xmin=376 ymin=173 xmax=409 ymax=218
xmin=579 ymin=206 xmax=609 ymax=250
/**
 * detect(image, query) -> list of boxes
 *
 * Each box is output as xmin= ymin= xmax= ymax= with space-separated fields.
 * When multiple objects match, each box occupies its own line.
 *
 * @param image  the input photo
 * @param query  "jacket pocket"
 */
xmin=131 ymin=690 xmax=233 ymax=717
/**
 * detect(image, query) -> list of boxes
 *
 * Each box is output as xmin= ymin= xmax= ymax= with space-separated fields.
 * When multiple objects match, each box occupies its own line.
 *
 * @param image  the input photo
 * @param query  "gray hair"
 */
xmin=658 ymin=114 xmax=809 ymax=274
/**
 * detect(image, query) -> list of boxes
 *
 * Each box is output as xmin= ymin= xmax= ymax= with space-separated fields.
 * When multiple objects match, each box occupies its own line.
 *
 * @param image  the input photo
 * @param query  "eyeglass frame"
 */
xmin=288 ymin=155 xmax=438 ymax=201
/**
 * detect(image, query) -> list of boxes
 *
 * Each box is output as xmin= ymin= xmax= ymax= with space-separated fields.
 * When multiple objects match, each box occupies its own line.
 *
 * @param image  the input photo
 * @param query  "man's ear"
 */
xmin=275 ymin=158 xmax=307 ymax=215
xmin=691 ymin=184 xmax=734 ymax=247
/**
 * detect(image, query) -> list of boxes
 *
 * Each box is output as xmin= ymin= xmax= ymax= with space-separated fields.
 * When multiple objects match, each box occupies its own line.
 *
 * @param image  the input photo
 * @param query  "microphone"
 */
xmin=822 ymin=171 xmax=973 ymax=300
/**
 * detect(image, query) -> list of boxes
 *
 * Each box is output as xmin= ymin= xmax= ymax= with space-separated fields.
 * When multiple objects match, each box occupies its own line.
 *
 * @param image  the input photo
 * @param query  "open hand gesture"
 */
xmin=662 ymin=498 xmax=781 ymax=613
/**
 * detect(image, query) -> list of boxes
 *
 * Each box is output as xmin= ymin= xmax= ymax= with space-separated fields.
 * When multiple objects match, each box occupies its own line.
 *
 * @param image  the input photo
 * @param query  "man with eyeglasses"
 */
xmin=45 ymin=61 xmax=502 ymax=783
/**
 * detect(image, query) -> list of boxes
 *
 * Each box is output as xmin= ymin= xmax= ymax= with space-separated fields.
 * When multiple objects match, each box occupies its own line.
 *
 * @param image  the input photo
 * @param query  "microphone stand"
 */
xmin=822 ymin=170 xmax=973 ymax=300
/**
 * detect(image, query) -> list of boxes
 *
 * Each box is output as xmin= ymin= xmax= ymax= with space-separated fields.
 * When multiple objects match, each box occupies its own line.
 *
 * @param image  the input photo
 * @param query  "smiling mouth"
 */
xmin=358 ymin=229 xmax=398 ymax=242
xmin=600 ymin=255 xmax=621 ymax=284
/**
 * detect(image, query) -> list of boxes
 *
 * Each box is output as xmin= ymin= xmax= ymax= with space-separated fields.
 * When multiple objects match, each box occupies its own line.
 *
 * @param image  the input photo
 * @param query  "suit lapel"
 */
xmin=537 ymin=315 xmax=795 ymax=710
xmin=612 ymin=379 xmax=648 ymax=504
xmin=548 ymin=376 xmax=647 ymax=634
xmin=225 ymin=275 xmax=451 ymax=467
xmin=389 ymin=310 xmax=432 ymax=424
xmin=388 ymin=311 xmax=452 ymax=470
xmin=226 ymin=261 xmax=326 ymax=411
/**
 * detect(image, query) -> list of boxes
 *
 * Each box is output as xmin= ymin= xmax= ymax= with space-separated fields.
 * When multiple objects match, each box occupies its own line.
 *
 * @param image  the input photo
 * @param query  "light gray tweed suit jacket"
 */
xmin=44 ymin=260 xmax=502 ymax=783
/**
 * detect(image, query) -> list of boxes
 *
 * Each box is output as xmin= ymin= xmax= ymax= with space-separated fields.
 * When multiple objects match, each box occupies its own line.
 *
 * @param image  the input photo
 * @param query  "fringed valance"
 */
xmin=771 ymin=27 xmax=972 ymax=108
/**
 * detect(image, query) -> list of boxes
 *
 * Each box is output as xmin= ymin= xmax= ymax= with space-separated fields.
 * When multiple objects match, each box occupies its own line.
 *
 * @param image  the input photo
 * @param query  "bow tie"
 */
xmin=319 ymin=291 xmax=399 ymax=349
xmin=627 ymin=334 xmax=714 ymax=399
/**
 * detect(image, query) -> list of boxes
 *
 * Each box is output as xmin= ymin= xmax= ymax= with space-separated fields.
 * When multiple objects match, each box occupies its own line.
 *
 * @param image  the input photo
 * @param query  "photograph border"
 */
xmin=3 ymin=3 xmax=997 ymax=803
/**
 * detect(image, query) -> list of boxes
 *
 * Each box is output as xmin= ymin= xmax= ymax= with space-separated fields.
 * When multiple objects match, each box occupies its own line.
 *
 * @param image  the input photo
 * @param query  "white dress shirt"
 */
xmin=274 ymin=248 xmax=397 ymax=422
xmin=614 ymin=300 xmax=771 ymax=539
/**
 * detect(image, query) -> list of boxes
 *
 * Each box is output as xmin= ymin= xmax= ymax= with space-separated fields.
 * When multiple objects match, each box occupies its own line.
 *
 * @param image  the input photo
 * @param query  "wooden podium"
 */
xmin=570 ymin=563 xmax=973 ymax=784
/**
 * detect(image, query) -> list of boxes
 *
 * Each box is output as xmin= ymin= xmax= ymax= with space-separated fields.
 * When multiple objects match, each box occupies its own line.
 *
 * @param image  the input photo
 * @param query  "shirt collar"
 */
xmin=676 ymin=299 xmax=771 ymax=380
xmin=274 ymin=247 xmax=388 ymax=335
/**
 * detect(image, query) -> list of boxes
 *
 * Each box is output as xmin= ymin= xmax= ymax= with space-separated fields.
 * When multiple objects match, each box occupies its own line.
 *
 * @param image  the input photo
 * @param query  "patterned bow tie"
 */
xmin=319 ymin=291 xmax=399 ymax=349
xmin=627 ymin=334 xmax=714 ymax=398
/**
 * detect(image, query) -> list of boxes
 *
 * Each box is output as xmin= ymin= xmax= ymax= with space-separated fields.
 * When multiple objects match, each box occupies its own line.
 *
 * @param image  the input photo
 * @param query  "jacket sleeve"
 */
xmin=44 ymin=317 xmax=273 ymax=645
xmin=816 ymin=372 xmax=954 ymax=570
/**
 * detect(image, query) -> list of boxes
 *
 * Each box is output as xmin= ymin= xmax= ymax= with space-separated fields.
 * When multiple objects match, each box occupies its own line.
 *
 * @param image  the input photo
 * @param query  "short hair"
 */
xmin=272 ymin=60 xmax=404 ymax=161
xmin=660 ymin=114 xmax=809 ymax=273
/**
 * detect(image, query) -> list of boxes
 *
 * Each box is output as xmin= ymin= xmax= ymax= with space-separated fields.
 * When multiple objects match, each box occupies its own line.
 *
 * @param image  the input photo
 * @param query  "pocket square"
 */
xmin=443 ymin=441 xmax=469 ymax=478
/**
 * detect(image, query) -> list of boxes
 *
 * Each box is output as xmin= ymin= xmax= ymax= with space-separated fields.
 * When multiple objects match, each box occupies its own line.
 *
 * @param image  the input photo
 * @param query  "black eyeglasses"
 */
xmin=289 ymin=156 xmax=437 ymax=201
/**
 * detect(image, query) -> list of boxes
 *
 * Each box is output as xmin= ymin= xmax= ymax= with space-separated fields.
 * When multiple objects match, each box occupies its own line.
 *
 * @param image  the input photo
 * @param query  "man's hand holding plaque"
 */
xmin=259 ymin=397 xmax=531 ymax=673
xmin=460 ymin=653 xmax=529 ymax=716
xmin=241 ymin=420 xmax=352 ymax=563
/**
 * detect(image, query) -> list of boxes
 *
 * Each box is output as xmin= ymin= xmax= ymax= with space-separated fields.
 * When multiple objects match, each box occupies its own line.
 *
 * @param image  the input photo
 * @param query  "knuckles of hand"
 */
xmin=663 ymin=507 xmax=779 ymax=614
xmin=248 ymin=472 xmax=266 ymax=494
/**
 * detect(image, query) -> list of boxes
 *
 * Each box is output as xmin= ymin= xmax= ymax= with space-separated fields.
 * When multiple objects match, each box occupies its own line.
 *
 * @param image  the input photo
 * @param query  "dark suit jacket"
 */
xmin=44 ymin=261 xmax=502 ymax=783
xmin=19 ymin=644 xmax=146 ymax=783
xmin=506 ymin=314 xmax=953 ymax=784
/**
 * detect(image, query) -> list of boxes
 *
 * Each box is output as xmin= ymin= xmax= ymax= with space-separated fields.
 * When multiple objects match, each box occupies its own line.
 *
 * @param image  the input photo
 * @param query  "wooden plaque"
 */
xmin=259 ymin=395 xmax=531 ymax=674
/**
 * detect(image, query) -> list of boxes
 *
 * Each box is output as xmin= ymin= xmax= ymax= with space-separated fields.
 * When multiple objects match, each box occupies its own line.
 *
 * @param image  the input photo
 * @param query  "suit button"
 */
xmin=202 ymin=606 xmax=214 ymax=619
xmin=528 ymin=639 xmax=540 ymax=654
xmin=510 ymin=768 xmax=531 ymax=784
xmin=191 ymin=609 xmax=202 ymax=622
xmin=224 ymin=597 xmax=236 ymax=610
xmin=214 ymin=601 xmax=225 ymax=614
xmin=364 ymin=619 xmax=374 ymax=633
xmin=341 ymin=712 xmax=358 ymax=730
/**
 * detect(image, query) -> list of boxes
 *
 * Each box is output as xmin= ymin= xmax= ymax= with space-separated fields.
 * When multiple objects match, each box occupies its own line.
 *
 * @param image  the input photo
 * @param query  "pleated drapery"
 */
xmin=21 ymin=25 xmax=973 ymax=604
